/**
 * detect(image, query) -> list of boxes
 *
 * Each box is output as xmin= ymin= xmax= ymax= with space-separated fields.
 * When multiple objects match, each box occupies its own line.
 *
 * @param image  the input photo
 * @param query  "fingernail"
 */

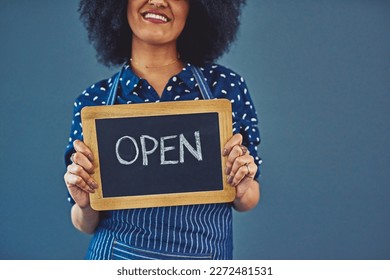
xmin=225 ymin=167 xmax=231 ymax=175
xmin=222 ymin=148 xmax=229 ymax=157
xmin=227 ymin=176 xmax=233 ymax=184
xmin=88 ymin=153 xmax=94 ymax=162
xmin=90 ymin=181 xmax=98 ymax=189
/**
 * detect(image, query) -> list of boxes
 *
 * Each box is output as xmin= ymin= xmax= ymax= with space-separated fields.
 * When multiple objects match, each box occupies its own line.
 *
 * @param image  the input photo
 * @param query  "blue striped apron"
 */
xmin=85 ymin=65 xmax=233 ymax=260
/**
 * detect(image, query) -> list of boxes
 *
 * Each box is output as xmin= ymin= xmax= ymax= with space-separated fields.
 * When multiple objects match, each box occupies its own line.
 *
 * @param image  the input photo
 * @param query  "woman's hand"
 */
xmin=223 ymin=134 xmax=260 ymax=211
xmin=64 ymin=140 xmax=97 ymax=209
xmin=64 ymin=140 xmax=100 ymax=234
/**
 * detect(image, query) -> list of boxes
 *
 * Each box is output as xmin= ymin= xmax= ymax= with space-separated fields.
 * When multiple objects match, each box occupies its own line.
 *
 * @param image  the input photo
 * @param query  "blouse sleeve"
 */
xmin=64 ymin=96 xmax=85 ymax=204
xmin=231 ymin=76 xmax=262 ymax=179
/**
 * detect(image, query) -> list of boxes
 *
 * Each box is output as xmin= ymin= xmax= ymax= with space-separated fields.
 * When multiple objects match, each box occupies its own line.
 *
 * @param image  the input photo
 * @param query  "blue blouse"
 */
xmin=65 ymin=63 xmax=262 ymax=259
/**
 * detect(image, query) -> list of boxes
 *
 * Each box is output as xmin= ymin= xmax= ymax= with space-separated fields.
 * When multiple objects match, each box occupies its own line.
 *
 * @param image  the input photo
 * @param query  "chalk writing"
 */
xmin=115 ymin=131 xmax=203 ymax=166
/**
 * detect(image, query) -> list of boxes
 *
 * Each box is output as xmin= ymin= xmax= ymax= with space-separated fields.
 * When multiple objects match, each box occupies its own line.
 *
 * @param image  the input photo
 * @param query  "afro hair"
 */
xmin=79 ymin=0 xmax=246 ymax=67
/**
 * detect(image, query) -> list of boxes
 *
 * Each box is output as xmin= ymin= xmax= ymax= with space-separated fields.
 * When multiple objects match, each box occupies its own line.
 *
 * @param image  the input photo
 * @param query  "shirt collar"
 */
xmin=176 ymin=63 xmax=197 ymax=90
xmin=118 ymin=62 xmax=197 ymax=95
xmin=118 ymin=63 xmax=142 ymax=96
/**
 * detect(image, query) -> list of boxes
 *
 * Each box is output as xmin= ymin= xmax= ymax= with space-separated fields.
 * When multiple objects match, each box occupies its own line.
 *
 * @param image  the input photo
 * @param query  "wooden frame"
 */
xmin=81 ymin=99 xmax=235 ymax=210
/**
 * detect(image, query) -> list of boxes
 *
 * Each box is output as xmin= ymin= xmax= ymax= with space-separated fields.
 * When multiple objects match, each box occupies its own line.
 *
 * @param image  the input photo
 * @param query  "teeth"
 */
xmin=145 ymin=13 xmax=168 ymax=22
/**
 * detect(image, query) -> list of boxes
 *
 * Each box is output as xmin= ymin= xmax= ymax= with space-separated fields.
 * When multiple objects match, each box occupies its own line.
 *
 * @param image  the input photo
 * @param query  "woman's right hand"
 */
xmin=64 ymin=139 xmax=98 ymax=209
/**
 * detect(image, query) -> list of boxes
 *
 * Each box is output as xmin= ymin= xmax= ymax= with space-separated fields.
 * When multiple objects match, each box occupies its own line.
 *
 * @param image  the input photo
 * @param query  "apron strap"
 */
xmin=106 ymin=65 xmax=125 ymax=105
xmin=190 ymin=65 xmax=214 ymax=100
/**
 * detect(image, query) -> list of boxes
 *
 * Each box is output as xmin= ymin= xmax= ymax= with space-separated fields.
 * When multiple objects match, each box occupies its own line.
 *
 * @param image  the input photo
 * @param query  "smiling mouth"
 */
xmin=142 ymin=12 xmax=171 ymax=23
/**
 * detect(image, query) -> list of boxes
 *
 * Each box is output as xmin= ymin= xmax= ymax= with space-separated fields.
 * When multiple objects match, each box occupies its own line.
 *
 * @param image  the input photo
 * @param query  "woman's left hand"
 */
xmin=223 ymin=134 xmax=260 ymax=211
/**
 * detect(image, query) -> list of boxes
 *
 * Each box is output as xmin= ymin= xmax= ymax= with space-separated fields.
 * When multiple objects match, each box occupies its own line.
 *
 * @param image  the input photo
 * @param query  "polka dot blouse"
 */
xmin=65 ymin=63 xmax=262 ymax=189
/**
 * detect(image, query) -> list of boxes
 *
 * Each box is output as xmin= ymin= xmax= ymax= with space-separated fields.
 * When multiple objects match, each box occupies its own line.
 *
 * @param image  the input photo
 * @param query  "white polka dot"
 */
xmin=174 ymin=95 xmax=180 ymax=100
xmin=167 ymin=86 xmax=173 ymax=91
xmin=126 ymin=80 xmax=130 ymax=86
xmin=230 ymin=72 xmax=236 ymax=76
xmin=230 ymin=99 xmax=235 ymax=103
xmin=231 ymin=83 xmax=235 ymax=87
xmin=93 ymin=96 xmax=98 ymax=101
xmin=220 ymin=74 xmax=226 ymax=78
xmin=221 ymin=90 xmax=227 ymax=94
xmin=172 ymin=76 xmax=177 ymax=82
xmin=100 ymin=87 xmax=106 ymax=91
xmin=212 ymin=82 xmax=217 ymax=87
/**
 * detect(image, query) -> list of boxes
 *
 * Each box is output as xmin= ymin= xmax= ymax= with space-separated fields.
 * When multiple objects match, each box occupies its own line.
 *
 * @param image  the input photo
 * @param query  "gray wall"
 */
xmin=0 ymin=0 xmax=389 ymax=259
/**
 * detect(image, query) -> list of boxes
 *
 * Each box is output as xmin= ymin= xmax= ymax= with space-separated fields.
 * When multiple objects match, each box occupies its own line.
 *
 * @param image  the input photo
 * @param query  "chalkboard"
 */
xmin=81 ymin=99 xmax=234 ymax=210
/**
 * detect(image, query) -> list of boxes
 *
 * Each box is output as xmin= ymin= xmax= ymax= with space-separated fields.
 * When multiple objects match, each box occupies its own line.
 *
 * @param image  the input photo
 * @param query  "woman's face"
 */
xmin=127 ymin=0 xmax=190 ymax=46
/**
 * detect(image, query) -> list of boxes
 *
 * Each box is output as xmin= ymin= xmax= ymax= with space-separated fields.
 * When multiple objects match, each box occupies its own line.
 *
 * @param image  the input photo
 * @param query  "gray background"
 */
xmin=0 ymin=0 xmax=389 ymax=259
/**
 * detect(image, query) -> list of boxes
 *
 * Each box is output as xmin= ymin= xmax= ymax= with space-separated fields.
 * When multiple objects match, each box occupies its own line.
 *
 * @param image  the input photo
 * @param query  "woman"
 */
xmin=64 ymin=0 xmax=262 ymax=260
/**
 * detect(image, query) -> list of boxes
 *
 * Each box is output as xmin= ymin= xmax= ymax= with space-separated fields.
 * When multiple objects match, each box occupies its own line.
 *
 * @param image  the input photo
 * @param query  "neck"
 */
xmin=130 ymin=55 xmax=180 ymax=69
xmin=130 ymin=38 xmax=181 ymax=70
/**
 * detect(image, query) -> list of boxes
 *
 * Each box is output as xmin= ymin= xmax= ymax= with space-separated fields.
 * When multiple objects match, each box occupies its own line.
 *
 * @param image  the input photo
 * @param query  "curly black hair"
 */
xmin=78 ymin=0 xmax=246 ymax=67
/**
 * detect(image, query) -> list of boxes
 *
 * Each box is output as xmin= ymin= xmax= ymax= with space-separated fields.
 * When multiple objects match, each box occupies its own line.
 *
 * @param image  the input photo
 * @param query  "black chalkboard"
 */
xmin=95 ymin=113 xmax=222 ymax=197
xmin=81 ymin=99 xmax=234 ymax=210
